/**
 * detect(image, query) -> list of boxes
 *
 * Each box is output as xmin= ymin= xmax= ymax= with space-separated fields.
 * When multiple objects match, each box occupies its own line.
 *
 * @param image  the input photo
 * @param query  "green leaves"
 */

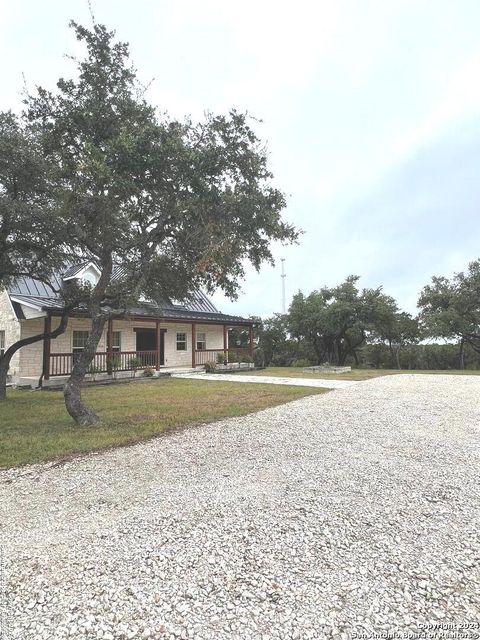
xmin=287 ymin=277 xmax=409 ymax=365
xmin=418 ymin=259 xmax=480 ymax=352
xmin=0 ymin=111 xmax=67 ymax=288
xmin=24 ymin=20 xmax=297 ymax=306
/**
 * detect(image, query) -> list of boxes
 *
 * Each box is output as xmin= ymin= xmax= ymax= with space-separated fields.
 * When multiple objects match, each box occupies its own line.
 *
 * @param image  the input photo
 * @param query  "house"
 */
xmin=0 ymin=262 xmax=254 ymax=387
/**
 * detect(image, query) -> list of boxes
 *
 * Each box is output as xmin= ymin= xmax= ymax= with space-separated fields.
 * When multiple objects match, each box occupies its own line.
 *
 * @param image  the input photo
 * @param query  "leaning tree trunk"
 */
xmin=0 ymin=312 xmax=70 ymax=401
xmin=63 ymin=260 xmax=113 ymax=427
xmin=63 ymin=313 xmax=108 ymax=426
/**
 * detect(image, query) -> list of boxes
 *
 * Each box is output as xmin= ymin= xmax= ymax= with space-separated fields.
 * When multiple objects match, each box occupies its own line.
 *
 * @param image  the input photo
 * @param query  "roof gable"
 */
xmin=63 ymin=262 xmax=101 ymax=281
xmin=4 ymin=264 xmax=251 ymax=323
xmin=7 ymin=261 xmax=249 ymax=322
xmin=8 ymin=275 xmax=62 ymax=298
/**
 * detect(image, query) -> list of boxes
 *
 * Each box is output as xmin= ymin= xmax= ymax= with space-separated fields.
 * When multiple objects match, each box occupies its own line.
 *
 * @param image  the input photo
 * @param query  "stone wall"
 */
xmin=18 ymin=316 xmax=226 ymax=378
xmin=17 ymin=317 xmax=45 ymax=379
xmin=0 ymin=289 xmax=21 ymax=379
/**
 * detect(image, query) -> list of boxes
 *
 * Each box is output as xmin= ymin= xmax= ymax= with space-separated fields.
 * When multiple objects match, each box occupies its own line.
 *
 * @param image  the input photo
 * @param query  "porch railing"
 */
xmin=48 ymin=347 xmax=253 ymax=377
xmin=194 ymin=348 xmax=251 ymax=366
xmin=48 ymin=350 xmax=158 ymax=377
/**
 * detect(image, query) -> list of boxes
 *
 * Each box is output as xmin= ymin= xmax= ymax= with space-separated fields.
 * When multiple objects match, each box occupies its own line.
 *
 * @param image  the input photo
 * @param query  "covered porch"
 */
xmin=43 ymin=315 xmax=254 ymax=379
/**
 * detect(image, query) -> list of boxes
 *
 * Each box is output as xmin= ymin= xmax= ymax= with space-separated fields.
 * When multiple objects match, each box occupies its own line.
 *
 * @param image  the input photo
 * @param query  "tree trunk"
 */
xmin=63 ymin=313 xmax=107 ymax=426
xmin=459 ymin=338 xmax=465 ymax=370
xmin=63 ymin=260 xmax=113 ymax=427
xmin=388 ymin=340 xmax=396 ymax=368
xmin=395 ymin=347 xmax=401 ymax=370
xmin=0 ymin=356 xmax=9 ymax=401
xmin=0 ymin=312 xmax=70 ymax=401
xmin=352 ymin=349 xmax=359 ymax=366
xmin=312 ymin=337 xmax=324 ymax=365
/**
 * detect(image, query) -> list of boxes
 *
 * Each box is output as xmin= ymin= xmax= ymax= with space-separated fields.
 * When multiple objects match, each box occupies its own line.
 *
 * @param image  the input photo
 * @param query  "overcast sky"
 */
xmin=1 ymin=0 xmax=479 ymax=317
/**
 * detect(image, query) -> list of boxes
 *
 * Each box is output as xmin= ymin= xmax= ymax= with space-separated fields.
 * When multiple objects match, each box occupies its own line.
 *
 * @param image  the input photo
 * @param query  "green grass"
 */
xmin=238 ymin=367 xmax=480 ymax=381
xmin=0 ymin=378 xmax=327 ymax=469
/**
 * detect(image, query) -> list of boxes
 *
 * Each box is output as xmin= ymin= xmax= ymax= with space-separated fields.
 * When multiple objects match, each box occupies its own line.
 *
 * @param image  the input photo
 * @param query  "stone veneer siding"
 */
xmin=18 ymin=316 xmax=225 ymax=378
xmin=0 ymin=289 xmax=22 ymax=379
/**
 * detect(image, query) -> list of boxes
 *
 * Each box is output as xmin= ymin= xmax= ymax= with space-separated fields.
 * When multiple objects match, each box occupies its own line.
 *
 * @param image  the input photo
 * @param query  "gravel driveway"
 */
xmin=1 ymin=374 xmax=479 ymax=639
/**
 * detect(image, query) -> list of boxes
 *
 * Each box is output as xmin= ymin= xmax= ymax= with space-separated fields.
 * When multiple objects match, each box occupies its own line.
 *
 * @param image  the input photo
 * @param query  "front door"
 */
xmin=135 ymin=328 xmax=165 ymax=366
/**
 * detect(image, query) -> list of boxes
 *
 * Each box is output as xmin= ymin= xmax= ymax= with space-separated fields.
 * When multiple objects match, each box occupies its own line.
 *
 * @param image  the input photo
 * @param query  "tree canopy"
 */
xmin=0 ymin=111 xmax=66 ymax=286
xmin=418 ymin=259 xmax=480 ymax=366
xmin=24 ymin=20 xmax=298 ymax=425
xmin=0 ymin=111 xmax=76 ymax=400
xmin=287 ymin=276 xmax=399 ymax=365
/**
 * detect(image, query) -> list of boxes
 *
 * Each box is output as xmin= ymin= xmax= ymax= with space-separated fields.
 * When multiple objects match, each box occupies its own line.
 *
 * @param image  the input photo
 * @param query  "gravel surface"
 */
xmin=1 ymin=374 xmax=479 ymax=639
xmin=172 ymin=372 xmax=358 ymax=389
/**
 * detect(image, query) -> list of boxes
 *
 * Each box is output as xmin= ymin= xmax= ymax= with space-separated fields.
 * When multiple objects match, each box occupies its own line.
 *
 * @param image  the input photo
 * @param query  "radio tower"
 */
xmin=281 ymin=258 xmax=286 ymax=314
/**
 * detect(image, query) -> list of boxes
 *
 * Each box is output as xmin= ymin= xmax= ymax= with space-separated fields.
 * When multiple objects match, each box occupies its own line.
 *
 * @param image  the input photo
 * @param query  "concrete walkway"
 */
xmin=172 ymin=372 xmax=359 ymax=389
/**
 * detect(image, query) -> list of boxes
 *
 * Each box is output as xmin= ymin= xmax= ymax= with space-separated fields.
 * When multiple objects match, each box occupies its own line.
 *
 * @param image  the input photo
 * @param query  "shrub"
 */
xmin=128 ymin=356 xmax=142 ymax=377
xmin=88 ymin=363 xmax=101 ymax=381
xmin=108 ymin=355 xmax=121 ymax=378
xmin=216 ymin=352 xmax=227 ymax=364
xmin=291 ymin=358 xmax=312 ymax=368
xmin=253 ymin=347 xmax=265 ymax=368
xmin=240 ymin=354 xmax=253 ymax=363
xmin=204 ymin=361 xmax=216 ymax=373
xmin=228 ymin=351 xmax=239 ymax=363
xmin=143 ymin=366 xmax=155 ymax=377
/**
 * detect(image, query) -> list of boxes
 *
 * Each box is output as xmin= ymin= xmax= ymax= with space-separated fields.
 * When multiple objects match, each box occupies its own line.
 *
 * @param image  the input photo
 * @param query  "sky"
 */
xmin=1 ymin=0 xmax=479 ymax=318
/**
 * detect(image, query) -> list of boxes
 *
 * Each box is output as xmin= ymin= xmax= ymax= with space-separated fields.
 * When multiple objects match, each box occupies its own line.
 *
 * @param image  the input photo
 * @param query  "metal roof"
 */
xmin=7 ymin=265 xmax=251 ymax=324
xmin=62 ymin=263 xmax=90 ymax=279
xmin=176 ymin=290 xmax=219 ymax=314
xmin=9 ymin=294 xmax=63 ymax=309
xmin=125 ymin=305 xmax=250 ymax=324
xmin=8 ymin=275 xmax=62 ymax=297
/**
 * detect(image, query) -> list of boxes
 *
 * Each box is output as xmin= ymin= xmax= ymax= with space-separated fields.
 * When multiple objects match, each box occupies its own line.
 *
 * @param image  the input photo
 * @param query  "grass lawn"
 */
xmin=0 ymin=378 xmax=326 ymax=469
xmin=237 ymin=367 xmax=480 ymax=381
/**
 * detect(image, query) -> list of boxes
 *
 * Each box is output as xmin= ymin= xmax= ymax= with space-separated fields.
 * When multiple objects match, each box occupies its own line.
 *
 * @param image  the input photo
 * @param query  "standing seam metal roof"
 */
xmin=7 ymin=267 xmax=251 ymax=324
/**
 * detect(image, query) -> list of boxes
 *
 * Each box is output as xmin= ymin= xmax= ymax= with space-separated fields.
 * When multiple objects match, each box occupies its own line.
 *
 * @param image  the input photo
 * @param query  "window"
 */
xmin=82 ymin=271 xmax=98 ymax=287
xmin=112 ymin=331 xmax=121 ymax=352
xmin=0 ymin=330 xmax=5 ymax=356
xmin=196 ymin=332 xmax=206 ymax=351
xmin=176 ymin=332 xmax=187 ymax=351
xmin=73 ymin=330 xmax=90 ymax=354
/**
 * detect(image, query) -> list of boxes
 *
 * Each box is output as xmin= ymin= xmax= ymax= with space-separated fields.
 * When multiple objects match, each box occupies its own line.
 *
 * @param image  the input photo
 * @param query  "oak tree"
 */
xmin=26 ymin=21 xmax=298 ymax=425
xmin=0 ymin=111 xmax=72 ymax=400
xmin=418 ymin=259 xmax=480 ymax=368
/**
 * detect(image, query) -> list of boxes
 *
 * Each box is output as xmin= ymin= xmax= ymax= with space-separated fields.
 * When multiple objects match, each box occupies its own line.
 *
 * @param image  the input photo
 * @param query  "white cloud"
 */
xmin=3 ymin=0 xmax=480 ymax=318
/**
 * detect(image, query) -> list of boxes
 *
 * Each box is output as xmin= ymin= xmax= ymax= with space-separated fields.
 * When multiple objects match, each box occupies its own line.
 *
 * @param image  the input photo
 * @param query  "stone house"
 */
xmin=0 ymin=263 xmax=253 ymax=387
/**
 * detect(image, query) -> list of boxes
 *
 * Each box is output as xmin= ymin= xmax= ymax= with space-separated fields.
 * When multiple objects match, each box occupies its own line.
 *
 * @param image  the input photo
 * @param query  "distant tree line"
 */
xmin=248 ymin=260 xmax=480 ymax=370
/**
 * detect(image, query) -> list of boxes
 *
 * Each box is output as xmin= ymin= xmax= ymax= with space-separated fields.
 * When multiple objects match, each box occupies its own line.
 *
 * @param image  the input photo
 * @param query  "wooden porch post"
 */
xmin=191 ymin=322 xmax=196 ymax=368
xmin=156 ymin=320 xmax=161 ymax=370
xmin=223 ymin=325 xmax=228 ymax=363
xmin=248 ymin=324 xmax=254 ymax=358
xmin=107 ymin=317 xmax=113 ymax=374
xmin=43 ymin=313 xmax=52 ymax=380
